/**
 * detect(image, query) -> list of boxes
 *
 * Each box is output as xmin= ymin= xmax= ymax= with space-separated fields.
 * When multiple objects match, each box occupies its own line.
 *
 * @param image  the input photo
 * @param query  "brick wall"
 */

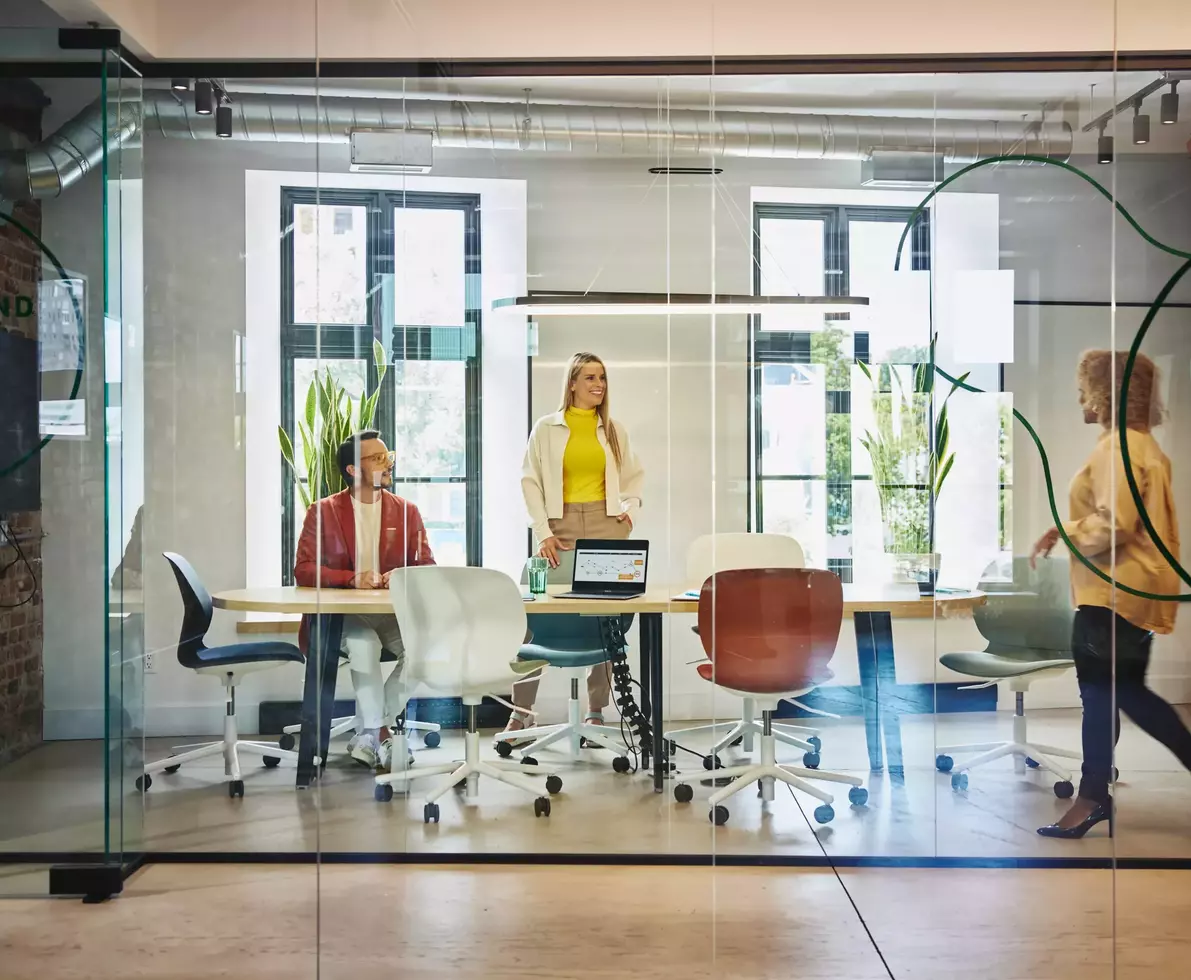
xmin=0 ymin=85 xmax=46 ymax=767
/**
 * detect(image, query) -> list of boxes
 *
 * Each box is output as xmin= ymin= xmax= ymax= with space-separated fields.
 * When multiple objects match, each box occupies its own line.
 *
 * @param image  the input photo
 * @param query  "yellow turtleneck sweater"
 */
xmin=562 ymin=406 xmax=607 ymax=503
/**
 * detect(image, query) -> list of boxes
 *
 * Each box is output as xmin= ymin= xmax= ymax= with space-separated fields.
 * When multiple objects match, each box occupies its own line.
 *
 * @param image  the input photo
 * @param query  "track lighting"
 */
xmin=215 ymin=103 xmax=232 ymax=138
xmin=194 ymin=79 xmax=215 ymax=115
xmin=1161 ymin=81 xmax=1180 ymax=125
xmin=170 ymin=78 xmax=189 ymax=92
xmin=1097 ymin=126 xmax=1113 ymax=164
xmin=1133 ymin=102 xmax=1150 ymax=145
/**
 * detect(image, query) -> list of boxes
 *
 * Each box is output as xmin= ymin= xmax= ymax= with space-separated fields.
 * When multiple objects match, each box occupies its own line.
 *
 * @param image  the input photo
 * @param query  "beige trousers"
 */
xmin=513 ymin=500 xmax=630 ymax=715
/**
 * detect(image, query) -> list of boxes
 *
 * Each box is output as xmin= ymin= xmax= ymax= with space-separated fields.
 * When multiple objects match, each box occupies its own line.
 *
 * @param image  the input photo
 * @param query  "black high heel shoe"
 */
xmin=1037 ymin=800 xmax=1113 ymax=839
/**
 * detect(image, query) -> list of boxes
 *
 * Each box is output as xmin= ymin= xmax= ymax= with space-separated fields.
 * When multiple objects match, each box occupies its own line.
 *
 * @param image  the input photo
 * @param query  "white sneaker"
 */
xmin=377 ymin=735 xmax=414 ymax=774
xmin=348 ymin=732 xmax=380 ymax=769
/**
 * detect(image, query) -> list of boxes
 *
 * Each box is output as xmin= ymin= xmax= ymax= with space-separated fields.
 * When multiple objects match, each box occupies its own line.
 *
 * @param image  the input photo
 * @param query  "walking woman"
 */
xmin=1031 ymin=349 xmax=1191 ymax=838
xmin=503 ymin=352 xmax=645 ymax=739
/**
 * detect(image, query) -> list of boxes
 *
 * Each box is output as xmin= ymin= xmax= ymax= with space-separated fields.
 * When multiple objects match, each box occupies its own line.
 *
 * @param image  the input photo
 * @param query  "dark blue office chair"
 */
xmin=138 ymin=553 xmax=305 ymax=798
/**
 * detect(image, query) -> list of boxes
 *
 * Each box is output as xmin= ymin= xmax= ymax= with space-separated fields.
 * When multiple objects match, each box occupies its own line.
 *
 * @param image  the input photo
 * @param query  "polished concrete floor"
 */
xmin=2 ymin=709 xmax=1191 ymax=862
xmin=2 ymin=863 xmax=1190 ymax=979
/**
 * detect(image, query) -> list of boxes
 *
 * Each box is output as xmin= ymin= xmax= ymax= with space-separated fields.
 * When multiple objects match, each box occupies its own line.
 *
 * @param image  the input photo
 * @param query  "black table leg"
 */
xmin=641 ymin=612 xmax=666 ymax=792
xmin=296 ymin=613 xmax=344 ymax=789
xmin=853 ymin=610 xmax=903 ymax=777
xmin=638 ymin=616 xmax=653 ymax=772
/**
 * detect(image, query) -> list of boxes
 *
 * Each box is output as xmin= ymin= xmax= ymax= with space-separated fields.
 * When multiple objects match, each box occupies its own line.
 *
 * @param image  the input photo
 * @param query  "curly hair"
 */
xmin=1076 ymin=349 xmax=1164 ymax=430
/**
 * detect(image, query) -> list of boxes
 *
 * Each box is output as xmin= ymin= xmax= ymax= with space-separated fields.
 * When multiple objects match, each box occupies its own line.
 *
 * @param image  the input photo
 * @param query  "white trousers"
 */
xmin=341 ymin=614 xmax=406 ymax=731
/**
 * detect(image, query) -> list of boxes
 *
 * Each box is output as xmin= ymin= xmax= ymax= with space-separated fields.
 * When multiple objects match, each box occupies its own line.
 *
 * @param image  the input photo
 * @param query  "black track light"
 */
xmin=1097 ymin=127 xmax=1114 ymax=164
xmin=194 ymin=79 xmax=215 ymax=115
xmin=1161 ymin=81 xmax=1180 ymax=125
xmin=215 ymin=103 xmax=232 ymax=138
xmin=1133 ymin=103 xmax=1150 ymax=145
xmin=171 ymin=78 xmax=189 ymax=92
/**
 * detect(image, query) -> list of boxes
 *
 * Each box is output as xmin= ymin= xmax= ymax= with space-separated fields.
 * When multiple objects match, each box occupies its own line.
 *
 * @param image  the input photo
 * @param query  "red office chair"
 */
xmin=672 ymin=567 xmax=869 ymax=827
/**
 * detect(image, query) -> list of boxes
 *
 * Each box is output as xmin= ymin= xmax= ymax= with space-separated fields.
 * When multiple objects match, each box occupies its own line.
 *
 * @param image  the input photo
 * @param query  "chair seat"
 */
xmin=517 ymin=643 xmax=610 ymax=669
xmin=195 ymin=640 xmax=305 ymax=668
xmin=939 ymin=650 xmax=1074 ymax=679
xmin=696 ymin=661 xmax=833 ymax=696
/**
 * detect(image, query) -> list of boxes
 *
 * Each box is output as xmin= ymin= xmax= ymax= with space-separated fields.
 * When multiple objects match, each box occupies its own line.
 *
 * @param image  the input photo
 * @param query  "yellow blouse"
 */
xmin=1064 ymin=428 xmax=1180 ymax=634
xmin=561 ymin=407 xmax=607 ymax=503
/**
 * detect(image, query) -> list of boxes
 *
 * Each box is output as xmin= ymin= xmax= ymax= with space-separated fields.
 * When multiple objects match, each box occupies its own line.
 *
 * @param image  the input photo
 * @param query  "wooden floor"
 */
xmin=2 ymin=863 xmax=1190 ymax=979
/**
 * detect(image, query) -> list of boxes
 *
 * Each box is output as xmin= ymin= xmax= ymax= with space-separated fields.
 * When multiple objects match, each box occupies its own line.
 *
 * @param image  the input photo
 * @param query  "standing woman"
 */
xmin=1032 ymin=349 xmax=1191 ymax=838
xmin=504 ymin=352 xmax=645 ymax=738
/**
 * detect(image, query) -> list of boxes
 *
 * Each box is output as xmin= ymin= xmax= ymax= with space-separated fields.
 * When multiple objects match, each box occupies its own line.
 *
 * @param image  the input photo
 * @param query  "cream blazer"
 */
xmin=521 ymin=410 xmax=645 ymax=546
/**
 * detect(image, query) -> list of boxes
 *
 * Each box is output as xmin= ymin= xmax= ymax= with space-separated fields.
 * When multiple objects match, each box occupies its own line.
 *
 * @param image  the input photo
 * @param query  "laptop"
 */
xmin=559 ymin=539 xmax=650 ymax=600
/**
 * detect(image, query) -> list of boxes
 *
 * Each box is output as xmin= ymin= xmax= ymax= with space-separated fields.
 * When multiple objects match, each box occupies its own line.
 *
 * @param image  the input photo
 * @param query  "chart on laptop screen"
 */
xmin=576 ymin=548 xmax=647 ymax=584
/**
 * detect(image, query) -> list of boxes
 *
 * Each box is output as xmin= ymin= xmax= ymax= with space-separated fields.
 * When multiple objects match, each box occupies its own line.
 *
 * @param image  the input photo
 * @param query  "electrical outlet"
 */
xmin=144 ymin=651 xmax=155 ymax=673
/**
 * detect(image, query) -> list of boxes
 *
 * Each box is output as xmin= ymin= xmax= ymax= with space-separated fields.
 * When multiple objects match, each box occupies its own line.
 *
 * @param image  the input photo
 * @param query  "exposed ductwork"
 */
xmin=141 ymin=90 xmax=1072 ymax=164
xmin=0 ymin=88 xmax=1073 ymax=201
xmin=0 ymin=98 xmax=140 ymax=201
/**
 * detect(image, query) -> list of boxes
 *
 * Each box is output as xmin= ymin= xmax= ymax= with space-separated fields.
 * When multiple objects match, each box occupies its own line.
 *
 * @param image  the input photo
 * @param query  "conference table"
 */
xmin=212 ymin=584 xmax=984 ymax=791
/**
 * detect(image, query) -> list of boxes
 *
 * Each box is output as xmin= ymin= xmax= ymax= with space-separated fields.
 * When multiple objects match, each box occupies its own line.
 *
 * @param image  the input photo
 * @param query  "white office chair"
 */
xmin=373 ymin=566 xmax=562 ymax=822
xmin=665 ymin=532 xmax=823 ymax=765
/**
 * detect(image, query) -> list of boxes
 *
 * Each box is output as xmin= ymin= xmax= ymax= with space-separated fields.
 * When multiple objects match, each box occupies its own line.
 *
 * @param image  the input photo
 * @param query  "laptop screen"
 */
xmin=572 ymin=539 xmax=649 ymax=591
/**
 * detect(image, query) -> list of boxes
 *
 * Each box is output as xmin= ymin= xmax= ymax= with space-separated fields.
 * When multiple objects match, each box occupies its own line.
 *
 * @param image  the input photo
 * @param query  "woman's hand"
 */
xmin=1030 ymin=527 xmax=1062 ymax=568
xmin=616 ymin=513 xmax=633 ymax=530
xmin=538 ymin=536 xmax=572 ymax=569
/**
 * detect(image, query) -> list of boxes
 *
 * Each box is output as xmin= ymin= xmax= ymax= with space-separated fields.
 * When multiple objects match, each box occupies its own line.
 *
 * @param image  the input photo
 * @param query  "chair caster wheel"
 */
xmin=1026 ymin=757 xmax=1040 ymax=769
xmin=666 ymin=739 xmax=677 ymax=755
xmin=423 ymin=731 xmax=442 ymax=748
xmin=494 ymin=740 xmax=513 ymax=758
xmin=164 ymin=764 xmax=180 ymax=774
xmin=263 ymin=756 xmax=281 ymax=768
xmin=534 ymin=796 xmax=551 ymax=818
xmin=702 ymin=754 xmax=723 ymax=771
xmin=521 ymin=756 xmax=539 ymax=767
xmin=1113 ymin=767 xmax=1120 ymax=782
xmin=951 ymin=772 xmax=968 ymax=792
xmin=1054 ymin=780 xmax=1075 ymax=799
xmin=229 ymin=780 xmax=245 ymax=799
xmin=612 ymin=756 xmax=631 ymax=774
xmin=848 ymin=786 xmax=869 ymax=806
xmin=375 ymin=783 xmax=393 ymax=802
xmin=545 ymin=775 xmax=563 ymax=795
xmin=424 ymin=802 xmax=440 ymax=824
xmin=710 ymin=804 xmax=729 ymax=826
xmin=813 ymin=804 xmax=835 ymax=824
xmin=936 ymin=754 xmax=954 ymax=773
xmin=803 ymin=751 xmax=821 ymax=769
xmin=729 ymin=736 xmax=744 ymax=748
xmin=674 ymin=783 xmax=694 ymax=804
xmin=135 ymin=774 xmax=151 ymax=792
xmin=808 ymin=736 xmax=823 ymax=751
xmin=278 ymin=733 xmax=296 ymax=752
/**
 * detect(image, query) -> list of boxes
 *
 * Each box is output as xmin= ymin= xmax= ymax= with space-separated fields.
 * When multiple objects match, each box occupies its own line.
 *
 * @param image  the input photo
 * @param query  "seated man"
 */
xmin=294 ymin=429 xmax=434 ymax=771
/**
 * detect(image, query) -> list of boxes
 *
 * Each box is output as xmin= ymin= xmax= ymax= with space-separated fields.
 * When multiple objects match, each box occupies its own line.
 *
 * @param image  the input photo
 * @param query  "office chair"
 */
xmin=492 ymin=551 xmax=632 ymax=768
xmin=665 ymin=533 xmax=822 ymax=767
xmin=935 ymin=556 xmax=1080 ymax=797
xmin=671 ymin=567 xmax=867 ymax=827
xmin=139 ymin=553 xmax=303 ymax=797
xmin=372 ymin=566 xmax=561 ymax=822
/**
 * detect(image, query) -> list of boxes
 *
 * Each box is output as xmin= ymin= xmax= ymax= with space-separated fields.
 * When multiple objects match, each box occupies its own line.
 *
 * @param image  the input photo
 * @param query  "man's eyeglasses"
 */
xmin=359 ymin=451 xmax=396 ymax=467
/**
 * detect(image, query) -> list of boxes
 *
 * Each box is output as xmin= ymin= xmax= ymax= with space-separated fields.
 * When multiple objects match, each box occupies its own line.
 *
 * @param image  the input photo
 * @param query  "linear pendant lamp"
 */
xmin=492 ymin=291 xmax=869 ymax=316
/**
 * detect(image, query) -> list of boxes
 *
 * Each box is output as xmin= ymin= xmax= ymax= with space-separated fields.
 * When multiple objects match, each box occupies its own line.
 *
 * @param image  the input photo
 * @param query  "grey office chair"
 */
xmin=935 ymin=555 xmax=1080 ymax=798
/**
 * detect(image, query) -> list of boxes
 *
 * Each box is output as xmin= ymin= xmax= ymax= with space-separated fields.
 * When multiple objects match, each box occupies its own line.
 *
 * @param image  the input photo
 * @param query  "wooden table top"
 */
xmin=215 ymin=584 xmax=985 ymax=629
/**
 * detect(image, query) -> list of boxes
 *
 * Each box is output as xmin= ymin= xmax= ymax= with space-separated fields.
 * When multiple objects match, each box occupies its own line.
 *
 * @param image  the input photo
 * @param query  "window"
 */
xmin=750 ymin=204 xmax=930 ymax=582
xmin=280 ymin=188 xmax=482 ymax=582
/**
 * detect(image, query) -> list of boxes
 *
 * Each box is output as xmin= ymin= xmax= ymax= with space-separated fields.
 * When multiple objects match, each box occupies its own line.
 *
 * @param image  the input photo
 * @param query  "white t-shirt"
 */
xmin=350 ymin=496 xmax=382 ymax=578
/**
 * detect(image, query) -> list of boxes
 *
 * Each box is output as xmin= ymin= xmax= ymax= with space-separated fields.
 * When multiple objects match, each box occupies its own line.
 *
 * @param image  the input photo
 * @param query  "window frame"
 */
xmin=748 ymin=203 xmax=930 ymax=581
xmin=279 ymin=187 xmax=483 ymax=583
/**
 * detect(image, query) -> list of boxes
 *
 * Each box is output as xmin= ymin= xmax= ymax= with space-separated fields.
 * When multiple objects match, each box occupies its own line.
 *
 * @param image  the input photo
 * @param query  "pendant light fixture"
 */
xmin=1161 ymin=81 xmax=1180 ymax=125
xmin=1132 ymin=101 xmax=1150 ymax=145
xmin=194 ymin=79 xmax=215 ymax=116
xmin=492 ymin=291 xmax=869 ymax=317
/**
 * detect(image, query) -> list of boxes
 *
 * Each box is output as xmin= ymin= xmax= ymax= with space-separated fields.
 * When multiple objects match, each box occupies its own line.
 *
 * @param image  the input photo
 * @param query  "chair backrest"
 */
xmin=389 ymin=565 xmax=527 ymax=698
xmin=697 ymin=567 xmax=843 ymax=694
xmin=162 ymin=552 xmax=213 ymax=669
xmin=975 ymin=556 xmax=1074 ymax=655
xmin=686 ymin=532 xmax=804 ymax=587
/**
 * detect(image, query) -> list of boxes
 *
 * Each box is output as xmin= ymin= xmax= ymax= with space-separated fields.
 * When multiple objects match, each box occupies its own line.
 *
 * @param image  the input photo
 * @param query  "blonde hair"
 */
xmin=1076 ymin=349 xmax=1164 ymax=431
xmin=558 ymin=352 xmax=623 ymax=469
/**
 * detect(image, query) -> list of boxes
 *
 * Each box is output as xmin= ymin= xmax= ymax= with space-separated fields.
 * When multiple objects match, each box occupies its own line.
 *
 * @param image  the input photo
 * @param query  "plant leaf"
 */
xmin=373 ymin=338 xmax=388 ymax=384
xmin=304 ymin=380 xmax=317 ymax=432
xmin=934 ymin=452 xmax=955 ymax=497
xmin=278 ymin=425 xmax=296 ymax=469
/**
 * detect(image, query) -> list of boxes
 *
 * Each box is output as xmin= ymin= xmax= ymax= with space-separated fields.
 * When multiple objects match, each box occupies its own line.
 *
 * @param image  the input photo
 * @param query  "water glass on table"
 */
xmin=527 ymin=556 xmax=550 ymax=595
